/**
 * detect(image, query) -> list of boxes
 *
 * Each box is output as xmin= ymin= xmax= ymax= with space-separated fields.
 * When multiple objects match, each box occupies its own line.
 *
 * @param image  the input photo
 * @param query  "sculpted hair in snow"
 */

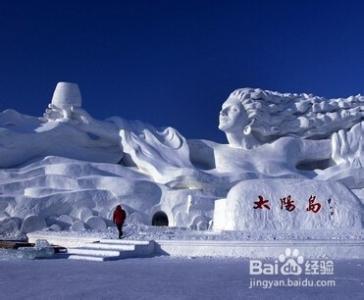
xmin=227 ymin=87 xmax=364 ymax=142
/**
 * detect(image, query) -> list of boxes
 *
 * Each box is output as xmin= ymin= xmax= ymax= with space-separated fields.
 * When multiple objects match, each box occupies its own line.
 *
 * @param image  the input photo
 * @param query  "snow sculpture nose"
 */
xmin=51 ymin=82 xmax=82 ymax=109
xmin=220 ymin=107 xmax=228 ymax=116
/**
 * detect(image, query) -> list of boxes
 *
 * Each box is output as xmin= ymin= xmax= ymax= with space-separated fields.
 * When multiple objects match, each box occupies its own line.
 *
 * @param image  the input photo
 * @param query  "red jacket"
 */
xmin=113 ymin=206 xmax=126 ymax=225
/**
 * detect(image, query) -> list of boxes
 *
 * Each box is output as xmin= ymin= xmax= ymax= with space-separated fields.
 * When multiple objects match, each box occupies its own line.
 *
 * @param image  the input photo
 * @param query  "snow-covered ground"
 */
xmin=0 ymin=257 xmax=362 ymax=300
xmin=24 ymin=223 xmax=364 ymax=242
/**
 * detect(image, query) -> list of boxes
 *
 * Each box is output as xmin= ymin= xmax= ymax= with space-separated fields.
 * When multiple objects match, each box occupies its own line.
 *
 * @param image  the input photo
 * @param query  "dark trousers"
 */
xmin=116 ymin=223 xmax=123 ymax=238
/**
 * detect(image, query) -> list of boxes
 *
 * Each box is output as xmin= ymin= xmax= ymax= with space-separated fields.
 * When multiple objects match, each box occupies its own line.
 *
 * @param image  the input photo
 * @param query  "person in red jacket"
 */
xmin=113 ymin=205 xmax=126 ymax=239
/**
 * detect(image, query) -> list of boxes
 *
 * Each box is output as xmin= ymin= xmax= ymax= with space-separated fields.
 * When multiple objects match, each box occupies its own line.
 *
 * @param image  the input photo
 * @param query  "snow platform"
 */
xmin=61 ymin=240 xmax=155 ymax=262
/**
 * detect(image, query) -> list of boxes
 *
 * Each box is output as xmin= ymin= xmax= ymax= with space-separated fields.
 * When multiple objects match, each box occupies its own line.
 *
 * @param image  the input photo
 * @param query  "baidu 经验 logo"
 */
xmin=249 ymin=248 xmax=334 ymax=276
xmin=250 ymin=248 xmax=304 ymax=276
xmin=248 ymin=248 xmax=336 ymax=289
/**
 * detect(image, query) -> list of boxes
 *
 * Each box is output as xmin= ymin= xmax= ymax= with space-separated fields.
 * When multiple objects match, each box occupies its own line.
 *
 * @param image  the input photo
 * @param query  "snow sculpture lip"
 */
xmin=51 ymin=82 xmax=82 ymax=109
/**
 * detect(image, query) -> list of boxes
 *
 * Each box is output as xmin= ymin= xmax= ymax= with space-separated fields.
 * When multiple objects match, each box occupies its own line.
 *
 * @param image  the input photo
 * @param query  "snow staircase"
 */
xmin=63 ymin=239 xmax=155 ymax=262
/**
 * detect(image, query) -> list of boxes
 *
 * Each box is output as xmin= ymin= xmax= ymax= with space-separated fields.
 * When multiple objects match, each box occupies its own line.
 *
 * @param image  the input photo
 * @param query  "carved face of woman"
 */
xmin=218 ymin=100 xmax=249 ymax=133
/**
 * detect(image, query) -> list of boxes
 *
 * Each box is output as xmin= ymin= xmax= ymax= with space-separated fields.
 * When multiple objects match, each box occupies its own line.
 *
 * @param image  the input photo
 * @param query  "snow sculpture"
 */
xmin=51 ymin=82 xmax=82 ymax=109
xmin=215 ymin=88 xmax=364 ymax=176
xmin=0 ymin=83 xmax=122 ymax=168
xmin=0 ymin=82 xmax=363 ymax=236
xmin=43 ymin=82 xmax=82 ymax=122
xmin=212 ymin=88 xmax=364 ymax=231
xmin=220 ymin=88 xmax=364 ymax=145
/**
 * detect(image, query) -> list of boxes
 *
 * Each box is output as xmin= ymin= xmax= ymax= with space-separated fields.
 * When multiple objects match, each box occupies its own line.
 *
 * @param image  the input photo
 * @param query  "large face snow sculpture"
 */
xmin=217 ymin=91 xmax=261 ymax=149
xmin=218 ymin=99 xmax=249 ymax=133
xmin=218 ymin=87 xmax=364 ymax=151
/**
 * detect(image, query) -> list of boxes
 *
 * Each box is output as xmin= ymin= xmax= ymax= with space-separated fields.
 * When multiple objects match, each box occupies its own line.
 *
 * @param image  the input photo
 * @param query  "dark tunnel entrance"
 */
xmin=152 ymin=211 xmax=169 ymax=226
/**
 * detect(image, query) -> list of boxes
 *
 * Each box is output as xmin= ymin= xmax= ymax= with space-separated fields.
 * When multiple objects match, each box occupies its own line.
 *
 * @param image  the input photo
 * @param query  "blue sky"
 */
xmin=1 ymin=0 xmax=364 ymax=142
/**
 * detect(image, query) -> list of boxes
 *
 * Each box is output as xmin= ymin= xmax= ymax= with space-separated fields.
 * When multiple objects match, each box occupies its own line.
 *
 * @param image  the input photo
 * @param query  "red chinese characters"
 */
xmin=253 ymin=195 xmax=271 ymax=210
xmin=280 ymin=195 xmax=296 ymax=211
xmin=306 ymin=195 xmax=321 ymax=213
xmin=253 ymin=194 xmax=323 ymax=214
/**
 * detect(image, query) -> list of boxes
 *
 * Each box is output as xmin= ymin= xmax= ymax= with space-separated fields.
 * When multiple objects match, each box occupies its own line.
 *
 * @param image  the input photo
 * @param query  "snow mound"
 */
xmin=219 ymin=179 xmax=363 ymax=231
xmin=86 ymin=216 xmax=107 ymax=231
xmin=20 ymin=216 xmax=46 ymax=233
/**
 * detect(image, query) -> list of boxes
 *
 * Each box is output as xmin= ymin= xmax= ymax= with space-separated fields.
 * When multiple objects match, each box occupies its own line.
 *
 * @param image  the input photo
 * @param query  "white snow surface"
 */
xmin=28 ymin=223 xmax=364 ymax=242
xmin=0 ymin=257 xmax=362 ymax=300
